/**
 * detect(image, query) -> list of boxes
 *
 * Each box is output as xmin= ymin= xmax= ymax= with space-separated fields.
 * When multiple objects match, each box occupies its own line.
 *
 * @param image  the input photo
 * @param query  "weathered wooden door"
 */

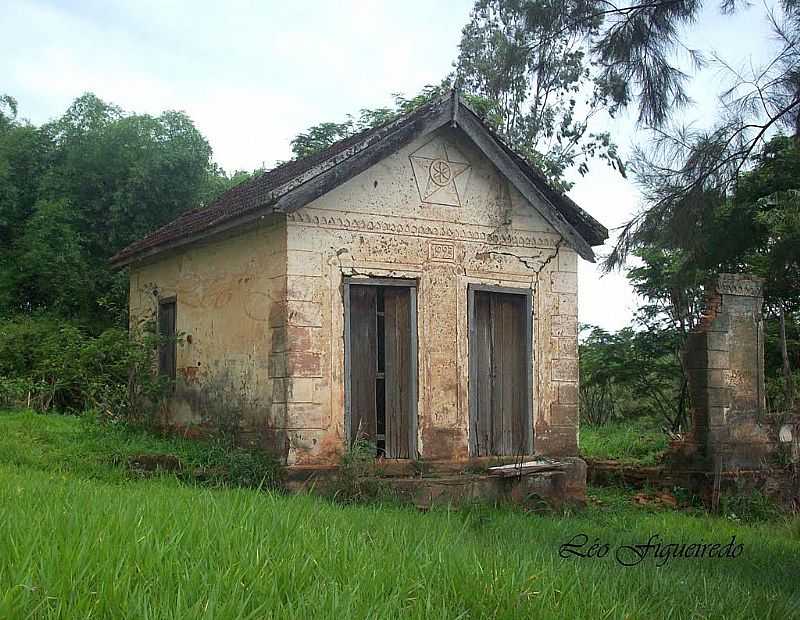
xmin=470 ymin=289 xmax=530 ymax=456
xmin=348 ymin=285 xmax=377 ymax=444
xmin=347 ymin=282 xmax=415 ymax=458
xmin=384 ymin=287 xmax=412 ymax=458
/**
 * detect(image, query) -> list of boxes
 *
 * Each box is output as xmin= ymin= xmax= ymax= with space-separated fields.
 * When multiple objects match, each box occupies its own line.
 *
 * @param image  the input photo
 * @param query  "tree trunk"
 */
xmin=779 ymin=305 xmax=795 ymax=410
xmin=675 ymin=376 xmax=688 ymax=432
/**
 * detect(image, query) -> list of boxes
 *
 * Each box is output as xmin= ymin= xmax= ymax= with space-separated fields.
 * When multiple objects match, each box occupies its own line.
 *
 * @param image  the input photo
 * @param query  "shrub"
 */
xmin=719 ymin=491 xmax=783 ymax=523
xmin=0 ymin=377 xmax=30 ymax=408
xmin=0 ymin=315 xmax=168 ymax=420
xmin=0 ymin=316 xmax=86 ymax=410
xmin=579 ymin=382 xmax=616 ymax=426
xmin=83 ymin=326 xmax=171 ymax=425
xmin=765 ymin=370 xmax=800 ymax=414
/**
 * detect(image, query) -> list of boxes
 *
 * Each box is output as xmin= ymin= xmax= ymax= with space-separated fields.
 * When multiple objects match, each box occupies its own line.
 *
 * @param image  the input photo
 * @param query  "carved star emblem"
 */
xmin=410 ymin=140 xmax=470 ymax=207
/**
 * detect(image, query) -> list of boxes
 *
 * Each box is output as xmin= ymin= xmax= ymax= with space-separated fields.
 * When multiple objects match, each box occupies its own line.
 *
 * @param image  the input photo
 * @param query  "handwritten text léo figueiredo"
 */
xmin=559 ymin=533 xmax=743 ymax=567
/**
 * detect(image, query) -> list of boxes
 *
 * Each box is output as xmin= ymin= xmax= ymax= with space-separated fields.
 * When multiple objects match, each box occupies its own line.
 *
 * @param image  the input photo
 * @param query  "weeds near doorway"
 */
xmin=332 ymin=437 xmax=394 ymax=504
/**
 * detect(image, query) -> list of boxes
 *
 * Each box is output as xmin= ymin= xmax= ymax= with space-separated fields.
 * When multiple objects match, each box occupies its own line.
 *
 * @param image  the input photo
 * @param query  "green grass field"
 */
xmin=1 ymin=410 xmax=798 ymax=619
xmin=580 ymin=417 xmax=670 ymax=465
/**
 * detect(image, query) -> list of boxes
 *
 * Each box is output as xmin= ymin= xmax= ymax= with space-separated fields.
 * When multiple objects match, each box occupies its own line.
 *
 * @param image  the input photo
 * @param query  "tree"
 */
xmin=289 ymin=1 xmax=645 ymax=188
xmin=571 ymin=1 xmax=800 ymax=412
xmin=3 ymin=199 xmax=90 ymax=318
xmin=290 ymin=1 xmax=739 ymax=188
xmin=605 ymin=1 xmax=800 ymax=268
xmin=38 ymin=95 xmax=213 ymax=253
xmin=455 ymin=0 xmax=627 ymax=188
xmin=201 ymin=164 xmax=260 ymax=206
xmin=580 ymin=325 xmax=687 ymax=430
xmin=727 ymin=137 xmax=800 ymax=409
xmin=0 ymin=97 xmax=49 ymax=250
xmin=0 ymin=93 xmax=225 ymax=329
xmin=289 ymin=86 xmax=446 ymax=160
xmin=622 ymin=136 xmax=800 ymax=411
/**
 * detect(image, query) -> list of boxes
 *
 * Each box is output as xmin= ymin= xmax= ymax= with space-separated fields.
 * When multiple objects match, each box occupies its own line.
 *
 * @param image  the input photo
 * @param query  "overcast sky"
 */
xmin=2 ymin=0 xmax=779 ymax=330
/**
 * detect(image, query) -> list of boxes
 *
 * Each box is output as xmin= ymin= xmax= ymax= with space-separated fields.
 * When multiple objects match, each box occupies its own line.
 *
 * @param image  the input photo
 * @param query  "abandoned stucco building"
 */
xmin=112 ymin=93 xmax=608 ymax=469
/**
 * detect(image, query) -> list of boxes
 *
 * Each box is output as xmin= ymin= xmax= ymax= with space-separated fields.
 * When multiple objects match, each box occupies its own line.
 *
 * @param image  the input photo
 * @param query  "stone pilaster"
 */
xmin=536 ymin=248 xmax=580 ymax=456
xmin=684 ymin=274 xmax=769 ymax=469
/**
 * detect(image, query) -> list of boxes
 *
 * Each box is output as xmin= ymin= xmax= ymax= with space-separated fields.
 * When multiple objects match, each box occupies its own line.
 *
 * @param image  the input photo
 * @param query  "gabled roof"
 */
xmin=111 ymin=92 xmax=608 ymax=267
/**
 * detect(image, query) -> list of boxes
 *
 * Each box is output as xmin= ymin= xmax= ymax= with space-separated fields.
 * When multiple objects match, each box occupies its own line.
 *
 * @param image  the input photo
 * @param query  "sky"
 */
xmin=1 ymin=0 xmax=780 ymax=330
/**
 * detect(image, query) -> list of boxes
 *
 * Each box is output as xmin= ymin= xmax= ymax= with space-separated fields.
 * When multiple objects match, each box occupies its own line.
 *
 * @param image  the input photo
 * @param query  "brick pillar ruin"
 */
xmin=685 ymin=274 xmax=769 ymax=470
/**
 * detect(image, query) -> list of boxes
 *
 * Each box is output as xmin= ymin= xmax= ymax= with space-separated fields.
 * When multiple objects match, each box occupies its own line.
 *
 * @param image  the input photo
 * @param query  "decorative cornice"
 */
xmin=287 ymin=210 xmax=560 ymax=249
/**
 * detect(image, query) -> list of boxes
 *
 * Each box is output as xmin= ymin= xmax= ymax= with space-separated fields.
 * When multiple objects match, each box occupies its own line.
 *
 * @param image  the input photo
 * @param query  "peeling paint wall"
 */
xmin=281 ymin=127 xmax=579 ymax=465
xmin=128 ymin=216 xmax=287 ymax=454
xmin=128 ymin=126 xmax=582 ymax=466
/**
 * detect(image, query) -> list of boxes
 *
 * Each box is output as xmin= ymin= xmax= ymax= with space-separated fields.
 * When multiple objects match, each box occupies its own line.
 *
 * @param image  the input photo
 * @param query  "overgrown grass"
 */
xmin=580 ymin=416 xmax=670 ymax=465
xmin=1 ymin=410 xmax=799 ymax=618
xmin=0 ymin=409 xmax=280 ymax=487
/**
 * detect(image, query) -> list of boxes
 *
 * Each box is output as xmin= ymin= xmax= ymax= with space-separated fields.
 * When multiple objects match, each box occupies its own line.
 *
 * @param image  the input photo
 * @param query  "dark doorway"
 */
xmin=345 ymin=280 xmax=416 ymax=458
xmin=469 ymin=287 xmax=532 ymax=456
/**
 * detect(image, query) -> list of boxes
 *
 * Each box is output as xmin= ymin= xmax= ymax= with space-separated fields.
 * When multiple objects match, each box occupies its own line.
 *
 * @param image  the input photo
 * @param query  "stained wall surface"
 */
xmin=128 ymin=126 xmax=583 ymax=465
xmin=685 ymin=273 xmax=769 ymax=469
xmin=279 ymin=127 xmax=579 ymax=465
xmin=128 ymin=217 xmax=288 ymax=452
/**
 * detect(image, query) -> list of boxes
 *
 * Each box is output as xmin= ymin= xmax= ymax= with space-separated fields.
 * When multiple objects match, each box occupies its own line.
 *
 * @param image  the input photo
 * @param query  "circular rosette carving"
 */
xmin=429 ymin=159 xmax=452 ymax=186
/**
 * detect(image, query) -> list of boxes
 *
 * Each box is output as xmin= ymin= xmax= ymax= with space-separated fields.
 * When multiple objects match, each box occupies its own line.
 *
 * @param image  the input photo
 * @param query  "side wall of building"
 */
xmin=128 ymin=216 xmax=288 ymax=451
xmin=280 ymin=127 xmax=580 ymax=465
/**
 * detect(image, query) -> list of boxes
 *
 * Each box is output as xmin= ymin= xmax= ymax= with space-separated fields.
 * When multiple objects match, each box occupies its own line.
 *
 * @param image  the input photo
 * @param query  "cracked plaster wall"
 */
xmin=281 ymin=126 xmax=580 ymax=465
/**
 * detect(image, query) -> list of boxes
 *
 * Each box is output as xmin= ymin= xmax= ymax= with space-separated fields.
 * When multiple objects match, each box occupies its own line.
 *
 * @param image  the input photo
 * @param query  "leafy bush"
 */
xmin=766 ymin=370 xmax=800 ymax=413
xmin=0 ymin=316 xmax=84 ymax=410
xmin=81 ymin=326 xmax=171 ymax=425
xmin=719 ymin=491 xmax=783 ymax=523
xmin=0 ymin=317 xmax=280 ymax=486
xmin=0 ymin=377 xmax=28 ymax=408
xmin=579 ymin=382 xmax=617 ymax=426
xmin=0 ymin=315 xmax=168 ymax=420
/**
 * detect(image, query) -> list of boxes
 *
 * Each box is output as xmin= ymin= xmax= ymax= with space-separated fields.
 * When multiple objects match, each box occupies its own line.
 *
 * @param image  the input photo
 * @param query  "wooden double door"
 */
xmin=469 ymin=287 xmax=532 ymax=457
xmin=346 ymin=280 xmax=416 ymax=458
xmin=345 ymin=281 xmax=531 ymax=459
